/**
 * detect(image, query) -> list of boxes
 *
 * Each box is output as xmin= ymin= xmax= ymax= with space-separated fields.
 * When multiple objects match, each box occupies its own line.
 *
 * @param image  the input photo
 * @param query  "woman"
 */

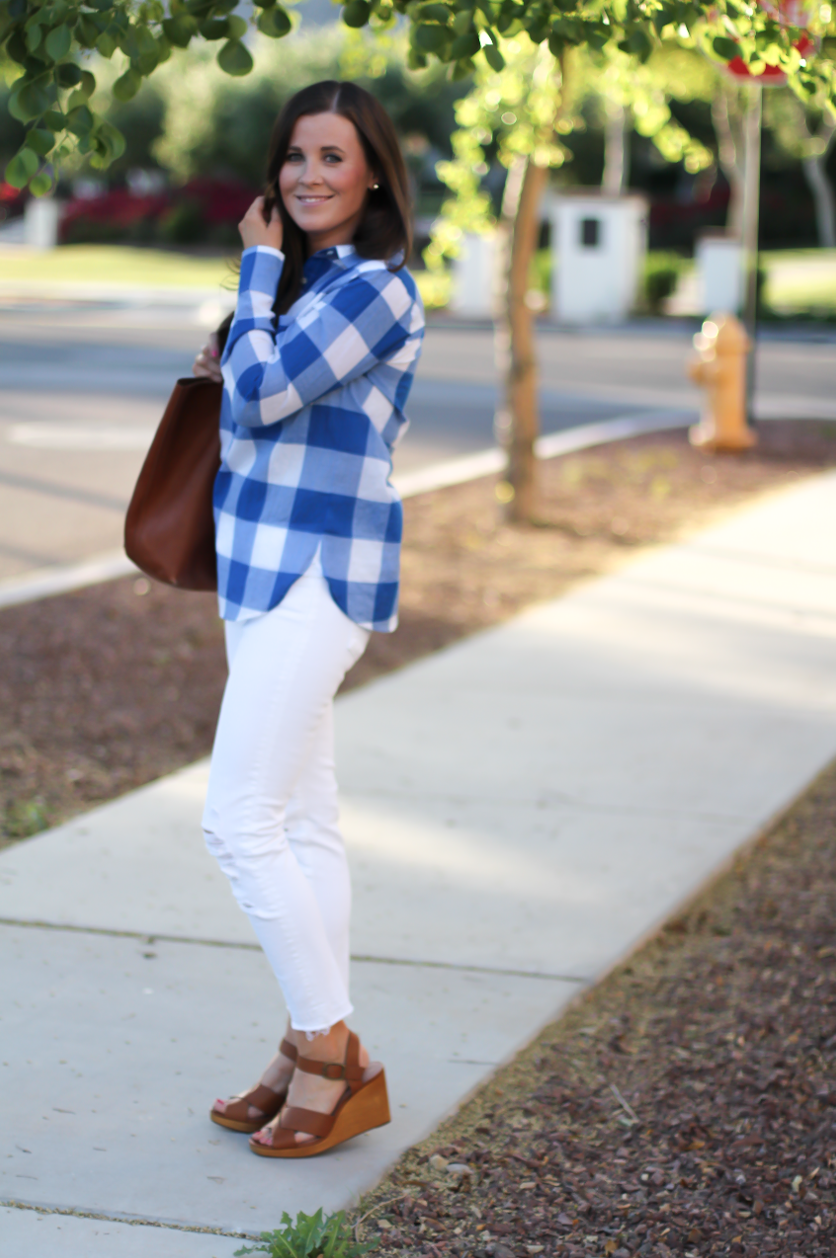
xmin=192 ymin=80 xmax=424 ymax=1159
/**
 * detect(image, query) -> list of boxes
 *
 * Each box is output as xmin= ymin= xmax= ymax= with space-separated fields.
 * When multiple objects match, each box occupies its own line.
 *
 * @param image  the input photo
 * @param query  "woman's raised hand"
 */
xmin=193 ymin=331 xmax=223 ymax=382
xmin=239 ymin=195 xmax=283 ymax=252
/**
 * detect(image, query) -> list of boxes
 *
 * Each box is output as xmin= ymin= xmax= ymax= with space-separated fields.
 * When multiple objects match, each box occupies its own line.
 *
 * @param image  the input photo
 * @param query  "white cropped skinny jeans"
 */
xmin=201 ymin=564 xmax=369 ymax=1033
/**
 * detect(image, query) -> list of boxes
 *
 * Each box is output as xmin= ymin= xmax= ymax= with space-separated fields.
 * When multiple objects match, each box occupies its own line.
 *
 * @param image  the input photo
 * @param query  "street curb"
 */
xmin=0 ymin=410 xmax=693 ymax=611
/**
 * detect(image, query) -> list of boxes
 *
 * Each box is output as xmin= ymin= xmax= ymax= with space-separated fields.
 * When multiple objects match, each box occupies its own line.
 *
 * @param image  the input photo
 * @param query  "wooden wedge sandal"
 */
xmin=210 ymin=1038 xmax=298 ymax=1133
xmin=248 ymin=1031 xmax=390 ymax=1158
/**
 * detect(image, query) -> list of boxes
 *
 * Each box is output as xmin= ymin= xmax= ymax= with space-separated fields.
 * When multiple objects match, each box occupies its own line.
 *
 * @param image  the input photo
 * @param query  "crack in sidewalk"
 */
xmin=0 ymin=916 xmax=589 ymax=984
xmin=1 ymin=1196 xmax=257 ymax=1240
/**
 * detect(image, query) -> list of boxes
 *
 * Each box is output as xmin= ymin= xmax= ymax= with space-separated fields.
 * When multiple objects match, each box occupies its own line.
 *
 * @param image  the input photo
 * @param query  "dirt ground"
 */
xmin=2 ymin=418 xmax=834 ymax=1258
xmin=1 ymin=418 xmax=835 ymax=845
xmin=352 ymin=756 xmax=836 ymax=1258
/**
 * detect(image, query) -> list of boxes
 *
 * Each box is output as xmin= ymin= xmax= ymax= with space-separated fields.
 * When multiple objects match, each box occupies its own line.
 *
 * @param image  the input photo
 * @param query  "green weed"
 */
xmin=3 ymin=798 xmax=50 ymax=839
xmin=235 ymin=1210 xmax=377 ymax=1258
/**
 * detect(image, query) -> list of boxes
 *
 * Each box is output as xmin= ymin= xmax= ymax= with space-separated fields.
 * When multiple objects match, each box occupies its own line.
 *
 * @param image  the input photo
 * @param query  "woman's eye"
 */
xmin=324 ymin=154 xmax=342 ymax=163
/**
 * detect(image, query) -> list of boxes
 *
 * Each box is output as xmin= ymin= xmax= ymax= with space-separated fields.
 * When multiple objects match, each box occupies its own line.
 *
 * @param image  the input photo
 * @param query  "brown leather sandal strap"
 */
xmin=295 ymin=1034 xmax=365 ymax=1088
xmin=279 ymin=1105 xmax=336 ymax=1139
xmin=345 ymin=1031 xmax=364 ymax=1093
xmin=279 ymin=1038 xmax=298 ymax=1062
xmin=295 ymin=1056 xmax=351 ymax=1081
xmin=242 ymin=1083 xmax=283 ymax=1111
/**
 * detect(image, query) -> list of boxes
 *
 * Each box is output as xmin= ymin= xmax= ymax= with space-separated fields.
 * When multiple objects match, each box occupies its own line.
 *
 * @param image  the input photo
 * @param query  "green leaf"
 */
xmin=418 ymin=3 xmax=451 ymax=21
xmin=6 ymin=31 xmax=29 ymax=66
xmin=66 ymin=104 xmax=94 ymax=136
xmin=44 ymin=24 xmax=72 ymax=61
xmin=73 ymin=71 xmax=97 ymax=100
xmin=342 ymin=1 xmax=371 ymax=29
xmin=25 ymin=25 xmax=43 ymax=53
xmin=112 ymin=67 xmax=142 ymax=101
xmin=413 ymin=22 xmax=448 ymax=51
xmin=87 ymin=0 xmax=115 ymax=9
xmin=25 ymin=127 xmax=56 ymax=156
xmin=226 ymin=14 xmax=247 ymax=38
xmin=217 ymin=38 xmax=254 ymax=75
xmin=257 ymin=5 xmax=292 ymax=36
xmin=44 ymin=109 xmax=67 ymax=130
xmin=200 ymin=16 xmax=230 ymax=39
xmin=406 ymin=47 xmax=428 ymax=68
xmin=29 ymin=170 xmax=54 ymax=197
xmin=483 ymin=42 xmax=504 ymax=69
xmin=136 ymin=26 xmax=158 ymax=57
xmin=451 ymin=55 xmax=475 ymax=79
xmin=136 ymin=50 xmax=160 ymax=75
xmin=712 ymin=35 xmax=740 ymax=61
xmin=55 ymin=63 xmax=83 ymax=87
xmin=5 ymin=146 xmax=40 ymax=188
xmin=162 ymin=15 xmax=199 ymax=46
xmin=622 ymin=25 xmax=653 ymax=60
xmin=450 ymin=31 xmax=479 ymax=57
xmin=96 ymin=30 xmax=117 ymax=56
xmin=76 ymin=15 xmax=101 ymax=46
xmin=9 ymin=77 xmax=53 ymax=122
xmin=96 ymin=120 xmax=127 ymax=162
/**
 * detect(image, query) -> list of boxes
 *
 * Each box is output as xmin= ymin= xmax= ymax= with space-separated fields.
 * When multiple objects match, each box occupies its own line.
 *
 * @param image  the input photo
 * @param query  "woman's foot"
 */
xmin=251 ymin=1022 xmax=371 ymax=1147
xmin=211 ymin=1030 xmax=298 ymax=1128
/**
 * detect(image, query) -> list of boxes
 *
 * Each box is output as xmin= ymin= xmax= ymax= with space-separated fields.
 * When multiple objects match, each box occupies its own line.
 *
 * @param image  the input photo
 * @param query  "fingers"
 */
xmin=240 ymin=196 xmax=266 ymax=230
xmin=193 ymin=342 xmax=222 ymax=382
xmin=239 ymin=194 xmax=283 ymax=251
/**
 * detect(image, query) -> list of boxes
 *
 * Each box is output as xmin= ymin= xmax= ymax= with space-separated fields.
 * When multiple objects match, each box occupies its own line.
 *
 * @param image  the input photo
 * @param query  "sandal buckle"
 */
xmin=321 ymin=1063 xmax=345 ymax=1080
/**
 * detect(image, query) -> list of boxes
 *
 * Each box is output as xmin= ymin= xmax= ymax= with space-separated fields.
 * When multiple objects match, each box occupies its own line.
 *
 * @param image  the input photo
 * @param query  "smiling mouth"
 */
xmin=296 ymin=194 xmax=333 ymax=204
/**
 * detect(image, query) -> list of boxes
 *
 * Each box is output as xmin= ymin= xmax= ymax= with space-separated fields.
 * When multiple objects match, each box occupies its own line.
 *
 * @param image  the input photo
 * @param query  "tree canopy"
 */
xmin=1 ymin=0 xmax=834 ymax=193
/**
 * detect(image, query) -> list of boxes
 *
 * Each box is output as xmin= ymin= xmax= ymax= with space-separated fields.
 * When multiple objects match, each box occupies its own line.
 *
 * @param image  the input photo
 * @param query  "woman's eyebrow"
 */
xmin=320 ymin=145 xmax=346 ymax=154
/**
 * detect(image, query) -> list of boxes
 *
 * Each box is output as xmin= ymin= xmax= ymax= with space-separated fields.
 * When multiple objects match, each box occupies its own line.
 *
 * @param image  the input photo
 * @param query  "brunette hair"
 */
xmin=262 ymin=80 xmax=412 ymax=315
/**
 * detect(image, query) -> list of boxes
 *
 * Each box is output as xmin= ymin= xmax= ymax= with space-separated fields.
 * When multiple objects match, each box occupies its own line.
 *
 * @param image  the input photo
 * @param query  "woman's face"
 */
xmin=279 ymin=111 xmax=376 ymax=255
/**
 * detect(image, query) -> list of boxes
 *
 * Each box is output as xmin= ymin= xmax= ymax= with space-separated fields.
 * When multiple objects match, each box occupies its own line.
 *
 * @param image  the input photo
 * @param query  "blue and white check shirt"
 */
xmin=215 ymin=243 xmax=424 ymax=632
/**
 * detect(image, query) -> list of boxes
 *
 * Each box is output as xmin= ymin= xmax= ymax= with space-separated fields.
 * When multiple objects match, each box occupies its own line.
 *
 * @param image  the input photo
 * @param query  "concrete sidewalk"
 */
xmin=2 ymin=470 xmax=836 ymax=1256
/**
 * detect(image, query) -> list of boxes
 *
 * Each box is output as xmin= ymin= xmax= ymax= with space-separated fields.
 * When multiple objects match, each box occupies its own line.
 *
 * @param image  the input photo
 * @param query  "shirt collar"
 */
xmin=308 ymin=243 xmax=357 ymax=264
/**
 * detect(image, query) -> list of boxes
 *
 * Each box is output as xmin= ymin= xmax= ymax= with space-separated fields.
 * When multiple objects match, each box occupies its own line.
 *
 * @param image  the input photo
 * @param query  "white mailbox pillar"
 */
xmin=449 ymin=231 xmax=499 ymax=318
xmin=548 ymin=192 xmax=648 ymax=323
xmin=695 ymin=231 xmax=744 ymax=316
xmin=24 ymin=197 xmax=62 ymax=250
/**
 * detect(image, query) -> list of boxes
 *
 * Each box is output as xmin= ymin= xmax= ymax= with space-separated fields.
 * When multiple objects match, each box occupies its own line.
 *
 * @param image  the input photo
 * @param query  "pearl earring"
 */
xmin=372 ymin=182 xmax=380 ymax=190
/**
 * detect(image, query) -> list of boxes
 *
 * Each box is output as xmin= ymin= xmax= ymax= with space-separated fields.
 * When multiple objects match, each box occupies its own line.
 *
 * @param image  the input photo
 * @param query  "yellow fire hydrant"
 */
xmin=687 ymin=313 xmax=757 ymax=452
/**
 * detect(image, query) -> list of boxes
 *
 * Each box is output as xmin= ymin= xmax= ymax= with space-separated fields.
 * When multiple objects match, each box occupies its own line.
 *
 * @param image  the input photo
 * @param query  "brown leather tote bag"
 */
xmin=124 ymin=376 xmax=222 ymax=591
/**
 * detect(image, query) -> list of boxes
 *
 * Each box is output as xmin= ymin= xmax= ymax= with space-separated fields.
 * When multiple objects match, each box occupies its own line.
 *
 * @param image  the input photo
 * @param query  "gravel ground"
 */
xmin=352 ymin=758 xmax=836 ymax=1258
xmin=1 ymin=419 xmax=834 ymax=845
xmin=2 ymin=419 xmax=834 ymax=1256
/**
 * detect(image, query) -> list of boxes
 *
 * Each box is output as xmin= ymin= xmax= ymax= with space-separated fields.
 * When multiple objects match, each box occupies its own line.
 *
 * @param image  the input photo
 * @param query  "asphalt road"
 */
xmin=0 ymin=299 xmax=834 ymax=584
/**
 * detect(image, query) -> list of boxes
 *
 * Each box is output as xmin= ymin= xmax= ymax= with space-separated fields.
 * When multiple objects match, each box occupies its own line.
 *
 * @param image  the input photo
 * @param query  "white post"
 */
xmin=24 ymin=197 xmax=61 ymax=250
xmin=450 ymin=232 xmax=499 ymax=318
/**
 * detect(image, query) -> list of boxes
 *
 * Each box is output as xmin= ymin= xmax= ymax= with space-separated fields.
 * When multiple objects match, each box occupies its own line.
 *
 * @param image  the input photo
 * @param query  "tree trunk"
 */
xmin=712 ymin=88 xmax=745 ymax=237
xmin=802 ymin=119 xmax=836 ymax=248
xmin=602 ymin=102 xmax=630 ymax=196
xmin=496 ymin=156 xmax=548 ymax=523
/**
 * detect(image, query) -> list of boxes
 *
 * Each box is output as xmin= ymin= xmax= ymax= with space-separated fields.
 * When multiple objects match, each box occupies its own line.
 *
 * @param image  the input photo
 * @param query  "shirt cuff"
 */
xmin=237 ymin=246 xmax=285 ymax=318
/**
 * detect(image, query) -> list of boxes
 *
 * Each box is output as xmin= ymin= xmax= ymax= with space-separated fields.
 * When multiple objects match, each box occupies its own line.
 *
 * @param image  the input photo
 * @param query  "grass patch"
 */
xmin=0 ymin=244 xmax=237 ymax=289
